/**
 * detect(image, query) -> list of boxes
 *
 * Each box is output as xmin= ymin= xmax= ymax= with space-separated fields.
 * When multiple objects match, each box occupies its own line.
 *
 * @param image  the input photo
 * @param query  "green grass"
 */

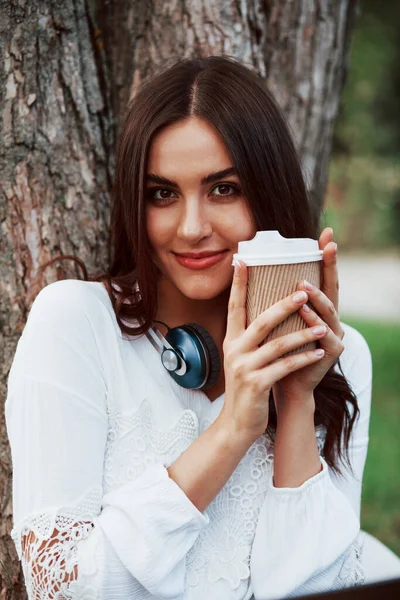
xmin=341 ymin=317 xmax=400 ymax=556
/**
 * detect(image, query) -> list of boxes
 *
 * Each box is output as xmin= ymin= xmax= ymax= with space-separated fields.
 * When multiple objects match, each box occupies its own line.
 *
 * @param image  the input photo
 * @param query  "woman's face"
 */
xmin=145 ymin=116 xmax=257 ymax=301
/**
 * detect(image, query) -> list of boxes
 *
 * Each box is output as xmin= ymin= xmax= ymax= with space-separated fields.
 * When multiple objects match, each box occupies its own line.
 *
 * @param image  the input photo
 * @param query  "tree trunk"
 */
xmin=0 ymin=1 xmax=357 ymax=597
xmin=0 ymin=1 xmax=113 ymax=597
xmin=97 ymin=0 xmax=358 ymax=225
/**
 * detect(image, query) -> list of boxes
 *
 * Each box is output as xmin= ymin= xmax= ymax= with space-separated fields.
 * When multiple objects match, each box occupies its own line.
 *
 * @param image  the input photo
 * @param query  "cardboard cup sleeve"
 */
xmin=246 ymin=261 xmax=322 ymax=358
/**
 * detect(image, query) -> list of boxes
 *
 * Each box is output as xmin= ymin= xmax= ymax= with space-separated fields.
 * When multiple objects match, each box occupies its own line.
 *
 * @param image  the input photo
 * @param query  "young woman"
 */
xmin=6 ymin=55 xmax=375 ymax=599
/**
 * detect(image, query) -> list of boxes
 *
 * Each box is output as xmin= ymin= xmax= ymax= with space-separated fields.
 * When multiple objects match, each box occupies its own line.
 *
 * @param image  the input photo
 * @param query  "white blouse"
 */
xmin=5 ymin=279 xmax=372 ymax=600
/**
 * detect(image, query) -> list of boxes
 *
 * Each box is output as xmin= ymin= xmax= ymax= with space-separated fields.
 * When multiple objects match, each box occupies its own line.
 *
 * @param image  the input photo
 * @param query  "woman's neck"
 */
xmin=154 ymin=279 xmax=230 ymax=361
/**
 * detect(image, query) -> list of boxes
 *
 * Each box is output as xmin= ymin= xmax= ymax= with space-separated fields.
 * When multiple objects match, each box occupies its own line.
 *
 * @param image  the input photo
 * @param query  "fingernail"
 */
xmin=312 ymin=325 xmax=327 ymax=335
xmin=304 ymin=280 xmax=313 ymax=291
xmin=302 ymin=303 xmax=311 ymax=312
xmin=293 ymin=291 xmax=307 ymax=303
xmin=234 ymin=261 xmax=241 ymax=274
xmin=333 ymin=243 xmax=337 ymax=256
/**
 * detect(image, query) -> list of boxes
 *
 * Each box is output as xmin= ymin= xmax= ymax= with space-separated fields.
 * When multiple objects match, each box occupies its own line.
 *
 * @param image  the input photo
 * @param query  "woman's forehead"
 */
xmin=147 ymin=118 xmax=233 ymax=181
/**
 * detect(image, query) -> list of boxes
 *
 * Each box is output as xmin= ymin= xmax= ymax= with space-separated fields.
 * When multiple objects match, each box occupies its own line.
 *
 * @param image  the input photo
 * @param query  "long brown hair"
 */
xmin=42 ymin=55 xmax=359 ymax=475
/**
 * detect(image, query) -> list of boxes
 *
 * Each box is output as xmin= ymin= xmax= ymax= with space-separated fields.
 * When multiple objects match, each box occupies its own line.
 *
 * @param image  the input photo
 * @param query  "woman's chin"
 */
xmin=175 ymin=277 xmax=232 ymax=301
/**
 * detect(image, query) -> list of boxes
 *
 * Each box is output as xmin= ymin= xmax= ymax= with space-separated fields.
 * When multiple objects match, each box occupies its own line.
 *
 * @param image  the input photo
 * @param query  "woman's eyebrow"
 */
xmin=146 ymin=167 xmax=238 ymax=188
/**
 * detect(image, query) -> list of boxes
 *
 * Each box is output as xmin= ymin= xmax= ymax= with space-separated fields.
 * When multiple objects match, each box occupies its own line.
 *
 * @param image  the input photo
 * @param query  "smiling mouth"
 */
xmin=173 ymin=249 xmax=229 ymax=258
xmin=173 ymin=250 xmax=230 ymax=270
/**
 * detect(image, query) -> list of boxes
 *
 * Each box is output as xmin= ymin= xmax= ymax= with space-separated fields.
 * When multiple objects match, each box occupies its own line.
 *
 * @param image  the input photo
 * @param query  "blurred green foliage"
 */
xmin=332 ymin=1 xmax=400 ymax=563
xmin=343 ymin=317 xmax=400 ymax=557
xmin=324 ymin=1 xmax=400 ymax=251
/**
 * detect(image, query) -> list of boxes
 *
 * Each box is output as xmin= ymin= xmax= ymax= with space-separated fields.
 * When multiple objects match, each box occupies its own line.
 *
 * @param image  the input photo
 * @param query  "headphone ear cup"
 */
xmin=186 ymin=322 xmax=221 ymax=390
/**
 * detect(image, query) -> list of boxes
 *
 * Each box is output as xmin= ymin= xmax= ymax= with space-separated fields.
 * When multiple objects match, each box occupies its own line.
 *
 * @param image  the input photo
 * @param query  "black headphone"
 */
xmin=145 ymin=320 xmax=221 ymax=390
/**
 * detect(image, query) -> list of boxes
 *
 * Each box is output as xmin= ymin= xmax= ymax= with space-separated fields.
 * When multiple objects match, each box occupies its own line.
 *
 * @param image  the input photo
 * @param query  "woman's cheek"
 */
xmin=223 ymin=209 xmax=257 ymax=242
xmin=146 ymin=211 xmax=174 ymax=247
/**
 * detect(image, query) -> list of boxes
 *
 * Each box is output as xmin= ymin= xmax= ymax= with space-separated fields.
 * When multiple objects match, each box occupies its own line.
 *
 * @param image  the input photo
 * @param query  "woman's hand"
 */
xmin=272 ymin=227 xmax=345 ymax=406
xmin=220 ymin=257 xmax=328 ymax=444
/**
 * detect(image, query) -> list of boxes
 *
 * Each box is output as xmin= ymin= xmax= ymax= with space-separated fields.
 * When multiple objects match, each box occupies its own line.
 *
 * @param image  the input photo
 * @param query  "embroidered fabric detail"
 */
xmin=104 ymin=398 xmax=199 ymax=493
xmin=11 ymin=486 xmax=102 ymax=600
xmin=338 ymin=531 xmax=366 ymax=587
xmin=263 ymin=425 xmax=326 ymax=462
xmin=260 ymin=426 xmax=326 ymax=467
xmin=186 ymin=435 xmax=270 ymax=590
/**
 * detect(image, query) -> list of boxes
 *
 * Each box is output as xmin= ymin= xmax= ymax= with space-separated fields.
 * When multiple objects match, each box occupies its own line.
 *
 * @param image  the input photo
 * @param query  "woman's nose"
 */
xmin=176 ymin=199 xmax=212 ymax=243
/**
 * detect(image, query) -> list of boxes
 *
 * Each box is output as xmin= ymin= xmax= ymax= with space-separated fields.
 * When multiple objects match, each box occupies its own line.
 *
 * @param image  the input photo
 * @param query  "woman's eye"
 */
xmin=146 ymin=188 xmax=176 ymax=203
xmin=212 ymin=184 xmax=241 ymax=198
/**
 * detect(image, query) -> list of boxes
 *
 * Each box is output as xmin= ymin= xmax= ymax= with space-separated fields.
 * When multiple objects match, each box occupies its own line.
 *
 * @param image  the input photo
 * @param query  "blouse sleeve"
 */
xmin=5 ymin=281 xmax=209 ymax=600
xmin=250 ymin=322 xmax=372 ymax=599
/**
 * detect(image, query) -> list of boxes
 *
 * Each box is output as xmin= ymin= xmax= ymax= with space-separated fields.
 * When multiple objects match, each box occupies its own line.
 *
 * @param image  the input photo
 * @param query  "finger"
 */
xmin=258 ymin=347 xmax=325 ymax=391
xmin=249 ymin=324 xmax=328 ymax=370
xmin=298 ymin=278 xmax=341 ymax=333
xmin=226 ymin=260 xmax=248 ymax=343
xmin=239 ymin=290 xmax=309 ymax=353
xmin=299 ymin=303 xmax=345 ymax=350
xmin=315 ymin=229 xmax=339 ymax=312
xmin=318 ymin=227 xmax=333 ymax=251
xmin=321 ymin=241 xmax=339 ymax=313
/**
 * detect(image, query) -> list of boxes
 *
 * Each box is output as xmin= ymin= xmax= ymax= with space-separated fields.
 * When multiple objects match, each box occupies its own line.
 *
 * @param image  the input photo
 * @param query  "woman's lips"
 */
xmin=174 ymin=250 xmax=229 ymax=270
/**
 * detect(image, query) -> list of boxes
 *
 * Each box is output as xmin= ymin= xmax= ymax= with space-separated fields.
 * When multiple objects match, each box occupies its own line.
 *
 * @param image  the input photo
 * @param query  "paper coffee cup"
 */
xmin=232 ymin=231 xmax=323 ymax=358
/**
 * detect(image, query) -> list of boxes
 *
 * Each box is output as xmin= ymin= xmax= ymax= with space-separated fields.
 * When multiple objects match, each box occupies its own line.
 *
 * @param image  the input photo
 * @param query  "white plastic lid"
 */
xmin=232 ymin=230 xmax=323 ymax=266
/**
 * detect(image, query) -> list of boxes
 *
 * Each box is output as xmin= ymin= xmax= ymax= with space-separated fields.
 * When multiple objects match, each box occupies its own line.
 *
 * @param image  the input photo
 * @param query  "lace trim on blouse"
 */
xmin=339 ymin=531 xmax=366 ymax=587
xmin=11 ymin=487 xmax=102 ymax=600
xmin=103 ymin=397 xmax=199 ymax=492
xmin=186 ymin=420 xmax=271 ymax=590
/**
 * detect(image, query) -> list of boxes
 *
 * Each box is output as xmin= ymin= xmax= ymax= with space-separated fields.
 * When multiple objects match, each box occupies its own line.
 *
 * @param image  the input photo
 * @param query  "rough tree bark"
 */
xmin=97 ymin=0 xmax=358 ymax=221
xmin=0 ymin=0 xmax=357 ymax=597
xmin=0 ymin=1 xmax=114 ymax=597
